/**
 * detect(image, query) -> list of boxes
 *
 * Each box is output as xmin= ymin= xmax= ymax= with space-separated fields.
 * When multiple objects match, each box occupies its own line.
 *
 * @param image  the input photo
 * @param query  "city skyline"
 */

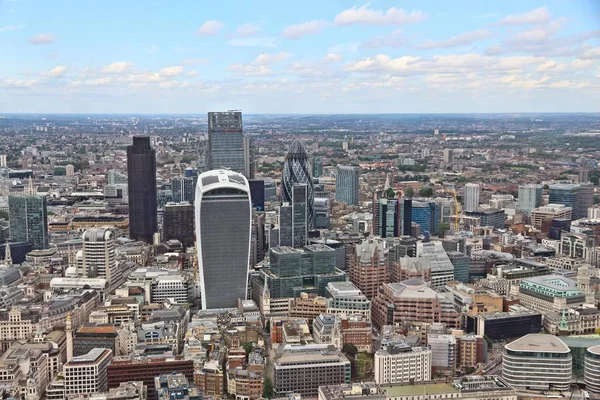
xmin=2 ymin=1 xmax=600 ymax=114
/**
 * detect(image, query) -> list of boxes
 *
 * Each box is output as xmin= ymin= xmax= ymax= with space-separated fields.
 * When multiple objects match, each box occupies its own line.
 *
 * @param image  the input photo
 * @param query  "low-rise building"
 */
xmin=518 ymin=274 xmax=586 ymax=314
xmin=374 ymin=343 xmax=431 ymax=384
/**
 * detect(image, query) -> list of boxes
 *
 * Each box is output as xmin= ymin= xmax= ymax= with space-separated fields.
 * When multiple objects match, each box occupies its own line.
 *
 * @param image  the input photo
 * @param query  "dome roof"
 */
xmin=288 ymin=139 xmax=308 ymax=156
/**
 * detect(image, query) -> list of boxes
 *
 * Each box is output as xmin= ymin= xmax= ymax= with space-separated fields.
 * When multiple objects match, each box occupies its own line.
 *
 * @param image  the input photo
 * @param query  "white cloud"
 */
xmin=228 ymin=64 xmax=272 ymax=77
xmin=282 ymin=20 xmax=327 ymax=39
xmin=227 ymin=37 xmax=280 ymax=47
xmin=325 ymin=53 xmax=343 ymax=62
xmin=255 ymin=52 xmax=289 ymax=65
xmin=101 ymin=61 xmax=134 ymax=74
xmin=0 ymin=79 xmax=37 ymax=88
xmin=497 ymin=7 xmax=552 ymax=25
xmin=196 ymin=20 xmax=225 ymax=36
xmin=182 ymin=58 xmax=209 ymax=65
xmin=362 ymin=30 xmax=407 ymax=49
xmin=187 ymin=71 xmax=198 ymax=77
xmin=159 ymin=66 xmax=184 ymax=77
xmin=580 ymin=47 xmax=600 ymax=59
xmin=0 ymin=25 xmax=22 ymax=32
xmin=416 ymin=29 xmax=492 ymax=49
xmin=45 ymin=65 xmax=68 ymax=78
xmin=69 ymin=77 xmax=113 ymax=87
xmin=236 ymin=23 xmax=260 ymax=37
xmin=334 ymin=5 xmax=427 ymax=26
xmin=28 ymin=33 xmax=57 ymax=45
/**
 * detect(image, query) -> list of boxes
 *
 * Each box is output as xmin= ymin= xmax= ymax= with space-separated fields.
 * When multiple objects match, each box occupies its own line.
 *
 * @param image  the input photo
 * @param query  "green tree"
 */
xmin=53 ymin=167 xmax=66 ymax=176
xmin=385 ymin=187 xmax=396 ymax=199
xmin=342 ymin=343 xmax=358 ymax=358
xmin=262 ymin=377 xmax=274 ymax=399
xmin=242 ymin=342 xmax=253 ymax=356
xmin=436 ymin=222 xmax=450 ymax=238
xmin=404 ymin=187 xmax=414 ymax=198
xmin=419 ymin=186 xmax=434 ymax=197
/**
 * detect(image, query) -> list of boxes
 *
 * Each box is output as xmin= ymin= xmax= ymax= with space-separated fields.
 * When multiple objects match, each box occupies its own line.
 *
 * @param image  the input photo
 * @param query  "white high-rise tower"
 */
xmin=464 ymin=183 xmax=480 ymax=213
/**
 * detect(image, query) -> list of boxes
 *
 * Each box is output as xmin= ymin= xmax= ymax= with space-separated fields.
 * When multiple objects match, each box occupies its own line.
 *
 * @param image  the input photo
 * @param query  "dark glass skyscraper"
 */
xmin=127 ymin=136 xmax=157 ymax=243
xmin=282 ymin=140 xmax=314 ymax=228
xmin=8 ymin=195 xmax=48 ymax=250
xmin=208 ymin=111 xmax=249 ymax=176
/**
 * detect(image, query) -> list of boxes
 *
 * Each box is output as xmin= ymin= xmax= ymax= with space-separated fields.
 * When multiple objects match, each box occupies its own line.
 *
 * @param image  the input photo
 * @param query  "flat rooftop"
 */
xmin=382 ymin=383 xmax=458 ymax=397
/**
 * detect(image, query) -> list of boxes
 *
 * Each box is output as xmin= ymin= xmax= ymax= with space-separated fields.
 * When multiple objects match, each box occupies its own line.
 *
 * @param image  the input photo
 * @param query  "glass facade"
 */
xmin=127 ymin=136 xmax=158 ymax=243
xmin=282 ymin=140 xmax=314 ymax=228
xmin=171 ymin=176 xmax=197 ymax=203
xmin=292 ymin=184 xmax=308 ymax=248
xmin=208 ymin=111 xmax=247 ymax=176
xmin=196 ymin=171 xmax=251 ymax=309
xmin=335 ymin=165 xmax=359 ymax=206
xmin=8 ymin=195 xmax=48 ymax=250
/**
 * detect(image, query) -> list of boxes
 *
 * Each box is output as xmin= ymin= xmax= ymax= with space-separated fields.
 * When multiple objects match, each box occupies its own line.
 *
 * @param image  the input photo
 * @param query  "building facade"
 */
xmin=64 ymin=348 xmax=112 ymax=396
xmin=163 ymin=202 xmax=195 ymax=248
xmin=207 ymin=111 xmax=248 ymax=176
xmin=335 ymin=166 xmax=359 ymax=206
xmin=585 ymin=345 xmax=600 ymax=394
xmin=195 ymin=170 xmax=251 ymax=309
xmin=374 ymin=343 xmax=432 ymax=384
xmin=8 ymin=195 xmax=48 ymax=250
xmin=282 ymin=140 xmax=314 ymax=228
xmin=127 ymin=136 xmax=157 ymax=243
xmin=464 ymin=183 xmax=480 ymax=213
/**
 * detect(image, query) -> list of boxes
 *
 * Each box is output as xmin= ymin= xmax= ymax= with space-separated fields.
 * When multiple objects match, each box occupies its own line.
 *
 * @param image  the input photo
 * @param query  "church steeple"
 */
xmin=3 ymin=242 xmax=12 ymax=266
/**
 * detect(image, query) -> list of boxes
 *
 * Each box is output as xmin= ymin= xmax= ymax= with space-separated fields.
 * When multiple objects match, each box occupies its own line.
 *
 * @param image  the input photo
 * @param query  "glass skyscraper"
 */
xmin=171 ymin=176 xmax=197 ymax=203
xmin=195 ymin=169 xmax=251 ymax=309
xmin=549 ymin=183 xmax=593 ymax=220
xmin=127 ymin=136 xmax=157 ymax=243
xmin=335 ymin=165 xmax=360 ymax=206
xmin=282 ymin=140 xmax=314 ymax=228
xmin=208 ymin=111 xmax=249 ymax=177
xmin=292 ymin=184 xmax=308 ymax=248
xmin=8 ymin=194 xmax=48 ymax=250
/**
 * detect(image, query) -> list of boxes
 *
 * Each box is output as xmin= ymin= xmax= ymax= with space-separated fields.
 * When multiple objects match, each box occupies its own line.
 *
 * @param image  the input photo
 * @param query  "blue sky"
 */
xmin=1 ymin=0 xmax=599 ymax=113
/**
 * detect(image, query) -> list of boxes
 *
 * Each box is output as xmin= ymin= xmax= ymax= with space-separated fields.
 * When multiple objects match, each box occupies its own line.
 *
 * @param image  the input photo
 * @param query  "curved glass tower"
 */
xmin=195 ymin=169 xmax=251 ymax=309
xmin=282 ymin=140 xmax=314 ymax=228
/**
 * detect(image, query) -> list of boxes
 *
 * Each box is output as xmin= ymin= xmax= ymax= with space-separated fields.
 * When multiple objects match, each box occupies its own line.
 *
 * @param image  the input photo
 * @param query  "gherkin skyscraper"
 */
xmin=282 ymin=140 xmax=314 ymax=228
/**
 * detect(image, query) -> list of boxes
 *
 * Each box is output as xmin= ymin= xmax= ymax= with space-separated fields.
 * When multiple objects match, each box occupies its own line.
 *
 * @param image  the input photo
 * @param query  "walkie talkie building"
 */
xmin=195 ymin=169 xmax=251 ymax=309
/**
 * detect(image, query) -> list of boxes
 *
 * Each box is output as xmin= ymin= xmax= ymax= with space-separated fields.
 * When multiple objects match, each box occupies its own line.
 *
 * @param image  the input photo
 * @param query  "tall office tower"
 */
xmin=399 ymin=198 xmax=412 ymax=236
xmin=292 ymin=184 xmax=309 ymax=248
xmin=127 ymin=136 xmax=157 ymax=243
xmin=0 ymin=154 xmax=6 ymax=167
xmin=207 ymin=111 xmax=248 ymax=176
xmin=549 ymin=183 xmax=593 ymax=220
xmin=411 ymin=200 xmax=440 ymax=234
xmin=243 ymin=135 xmax=253 ymax=178
xmin=371 ymin=191 xmax=381 ymax=236
xmin=108 ymin=170 xmax=128 ymax=184
xmin=65 ymin=164 xmax=75 ymax=176
xmin=518 ymin=184 xmax=543 ymax=216
xmin=195 ymin=170 xmax=251 ymax=309
xmin=248 ymin=179 xmax=265 ymax=211
xmin=81 ymin=228 xmax=117 ymax=283
xmin=443 ymin=149 xmax=453 ymax=164
xmin=279 ymin=203 xmax=293 ymax=247
xmin=348 ymin=238 xmax=388 ymax=299
xmin=376 ymin=198 xmax=398 ymax=238
xmin=580 ymin=168 xmax=589 ymax=184
xmin=312 ymin=157 xmax=323 ymax=178
xmin=171 ymin=176 xmax=197 ymax=203
xmin=282 ymin=140 xmax=314 ymax=228
xmin=335 ymin=165 xmax=360 ymax=206
xmin=8 ymin=194 xmax=48 ymax=250
xmin=163 ymin=202 xmax=195 ymax=248
xmin=463 ymin=183 xmax=480 ymax=212
xmin=250 ymin=212 xmax=266 ymax=267
xmin=313 ymin=197 xmax=331 ymax=229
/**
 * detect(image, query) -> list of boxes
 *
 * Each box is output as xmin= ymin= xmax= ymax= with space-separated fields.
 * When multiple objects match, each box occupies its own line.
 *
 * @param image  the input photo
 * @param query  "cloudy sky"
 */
xmin=1 ymin=0 xmax=599 ymax=114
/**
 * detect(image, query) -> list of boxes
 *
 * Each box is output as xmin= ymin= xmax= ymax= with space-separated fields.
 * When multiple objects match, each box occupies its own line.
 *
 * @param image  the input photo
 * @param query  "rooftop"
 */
xmin=522 ymin=274 xmax=579 ymax=291
xmin=382 ymin=383 xmax=458 ymax=397
xmin=505 ymin=334 xmax=570 ymax=353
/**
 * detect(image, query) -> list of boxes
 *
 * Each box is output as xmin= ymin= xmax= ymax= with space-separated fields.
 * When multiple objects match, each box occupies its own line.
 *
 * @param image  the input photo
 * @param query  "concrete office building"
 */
xmin=64 ymin=348 xmax=112 ymax=396
xmin=8 ymin=194 xmax=48 ymax=250
xmin=335 ymin=165 xmax=360 ymax=206
xmin=371 ymin=279 xmax=461 ymax=330
xmin=127 ymin=136 xmax=157 ymax=243
xmin=531 ymin=204 xmax=573 ymax=229
xmin=518 ymin=184 xmax=543 ymax=216
xmin=428 ymin=334 xmax=457 ymax=369
xmin=417 ymin=241 xmax=455 ymax=289
xmin=151 ymin=275 xmax=190 ymax=304
xmin=374 ymin=342 xmax=432 ymax=384
xmin=195 ymin=170 xmax=251 ymax=309
xmin=273 ymin=344 xmax=350 ymax=397
xmin=0 ymin=154 xmax=6 ymax=167
xmin=464 ymin=183 xmax=480 ymax=213
xmin=585 ymin=345 xmax=600 ymax=394
xmin=207 ymin=111 xmax=249 ymax=176
xmin=467 ymin=309 xmax=542 ymax=341
xmin=163 ymin=202 xmax=195 ymax=248
xmin=503 ymin=334 xmax=571 ymax=392
xmin=314 ymin=197 xmax=331 ymax=229
xmin=282 ymin=140 xmax=314 ymax=228
xmin=79 ymin=229 xmax=117 ymax=285
xmin=447 ymin=251 xmax=470 ymax=283
xmin=73 ymin=324 xmax=119 ymax=357
xmin=325 ymin=281 xmax=371 ymax=320
xmin=443 ymin=148 xmax=453 ymax=164
xmin=65 ymin=164 xmax=75 ymax=176
xmin=518 ymin=274 xmax=586 ymax=314
xmin=348 ymin=238 xmax=388 ymax=299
